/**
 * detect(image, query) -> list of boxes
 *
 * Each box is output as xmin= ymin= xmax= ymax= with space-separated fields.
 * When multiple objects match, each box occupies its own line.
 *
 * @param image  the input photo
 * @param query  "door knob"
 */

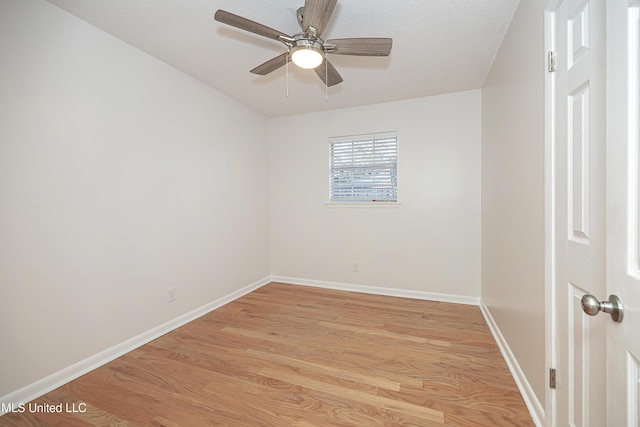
xmin=581 ymin=294 xmax=624 ymax=323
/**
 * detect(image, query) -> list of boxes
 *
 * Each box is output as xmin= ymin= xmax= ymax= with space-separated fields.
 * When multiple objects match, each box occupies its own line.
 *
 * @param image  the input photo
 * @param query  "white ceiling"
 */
xmin=44 ymin=0 xmax=519 ymax=118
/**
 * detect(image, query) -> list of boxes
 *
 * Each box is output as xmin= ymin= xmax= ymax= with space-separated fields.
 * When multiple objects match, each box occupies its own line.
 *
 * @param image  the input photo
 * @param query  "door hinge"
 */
xmin=548 ymin=51 xmax=556 ymax=72
xmin=549 ymin=368 xmax=557 ymax=389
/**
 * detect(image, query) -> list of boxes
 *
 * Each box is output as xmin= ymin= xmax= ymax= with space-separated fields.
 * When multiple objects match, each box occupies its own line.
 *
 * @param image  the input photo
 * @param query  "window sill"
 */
xmin=325 ymin=202 xmax=402 ymax=208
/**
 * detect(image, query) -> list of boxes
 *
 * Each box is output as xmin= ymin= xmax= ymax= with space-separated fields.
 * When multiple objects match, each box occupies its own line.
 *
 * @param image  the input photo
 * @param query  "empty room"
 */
xmin=1 ymin=0 xmax=637 ymax=426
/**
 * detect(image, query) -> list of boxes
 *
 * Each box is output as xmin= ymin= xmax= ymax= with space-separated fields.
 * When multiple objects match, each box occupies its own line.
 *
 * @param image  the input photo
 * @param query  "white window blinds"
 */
xmin=329 ymin=132 xmax=397 ymax=202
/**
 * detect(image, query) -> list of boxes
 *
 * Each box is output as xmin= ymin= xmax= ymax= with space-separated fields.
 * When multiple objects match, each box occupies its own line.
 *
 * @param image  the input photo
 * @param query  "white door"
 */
xmin=606 ymin=1 xmax=640 ymax=426
xmin=549 ymin=0 xmax=640 ymax=425
xmin=548 ymin=0 xmax=607 ymax=425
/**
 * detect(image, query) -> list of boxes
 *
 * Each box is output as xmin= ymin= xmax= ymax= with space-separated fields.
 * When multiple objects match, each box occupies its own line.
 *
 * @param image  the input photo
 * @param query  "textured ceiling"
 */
xmin=45 ymin=0 xmax=519 ymax=118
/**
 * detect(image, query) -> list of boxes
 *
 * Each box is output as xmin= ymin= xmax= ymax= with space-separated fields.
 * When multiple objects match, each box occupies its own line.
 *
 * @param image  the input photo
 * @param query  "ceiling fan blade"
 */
xmin=326 ymin=38 xmax=393 ymax=56
xmin=250 ymin=53 xmax=291 ymax=75
xmin=214 ymin=10 xmax=291 ymax=41
xmin=315 ymin=59 xmax=343 ymax=87
xmin=302 ymin=0 xmax=337 ymax=36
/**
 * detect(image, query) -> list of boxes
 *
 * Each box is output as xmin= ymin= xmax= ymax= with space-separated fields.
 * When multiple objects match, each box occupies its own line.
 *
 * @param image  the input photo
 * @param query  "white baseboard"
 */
xmin=479 ymin=300 xmax=545 ymax=427
xmin=0 ymin=276 xmax=270 ymax=414
xmin=270 ymin=275 xmax=480 ymax=305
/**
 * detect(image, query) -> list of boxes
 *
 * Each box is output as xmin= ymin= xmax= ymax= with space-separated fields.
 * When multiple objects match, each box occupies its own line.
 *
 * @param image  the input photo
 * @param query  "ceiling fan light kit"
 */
xmin=289 ymin=38 xmax=324 ymax=69
xmin=214 ymin=0 xmax=392 ymax=90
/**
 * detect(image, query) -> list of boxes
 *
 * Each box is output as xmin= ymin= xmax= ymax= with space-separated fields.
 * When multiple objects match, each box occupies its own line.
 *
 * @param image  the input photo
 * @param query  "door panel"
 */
xmin=568 ymin=285 xmax=591 ymax=426
xmin=551 ymin=0 xmax=606 ymax=425
xmin=568 ymin=82 xmax=590 ymax=244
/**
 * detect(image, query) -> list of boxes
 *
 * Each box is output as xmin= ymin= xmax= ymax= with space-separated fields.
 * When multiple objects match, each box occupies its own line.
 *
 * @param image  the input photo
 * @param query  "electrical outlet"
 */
xmin=352 ymin=263 xmax=360 ymax=272
xmin=168 ymin=286 xmax=177 ymax=303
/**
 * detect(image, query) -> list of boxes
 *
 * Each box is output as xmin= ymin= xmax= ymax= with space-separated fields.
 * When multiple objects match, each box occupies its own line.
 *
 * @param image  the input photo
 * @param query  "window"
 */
xmin=329 ymin=132 xmax=397 ymax=203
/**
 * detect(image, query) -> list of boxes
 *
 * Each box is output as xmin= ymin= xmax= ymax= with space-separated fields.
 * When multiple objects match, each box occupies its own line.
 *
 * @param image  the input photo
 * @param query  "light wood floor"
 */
xmin=1 ymin=282 xmax=534 ymax=426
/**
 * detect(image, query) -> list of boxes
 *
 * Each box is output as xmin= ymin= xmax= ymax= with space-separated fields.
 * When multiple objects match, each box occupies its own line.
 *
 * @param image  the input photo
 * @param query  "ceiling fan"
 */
xmin=214 ymin=0 xmax=392 ymax=87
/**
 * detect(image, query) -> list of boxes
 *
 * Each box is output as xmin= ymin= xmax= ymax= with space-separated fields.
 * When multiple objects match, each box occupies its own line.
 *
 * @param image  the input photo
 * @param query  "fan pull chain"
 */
xmin=286 ymin=52 xmax=289 ymax=98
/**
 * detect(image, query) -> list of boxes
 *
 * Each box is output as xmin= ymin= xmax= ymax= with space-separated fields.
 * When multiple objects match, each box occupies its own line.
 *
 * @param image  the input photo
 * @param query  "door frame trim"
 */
xmin=544 ymin=1 xmax=563 ymax=426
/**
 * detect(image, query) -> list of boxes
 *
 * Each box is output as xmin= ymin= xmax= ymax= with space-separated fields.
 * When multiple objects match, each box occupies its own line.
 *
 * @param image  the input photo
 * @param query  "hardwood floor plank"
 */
xmin=0 ymin=414 xmax=55 ymax=427
xmin=43 ymin=389 xmax=133 ymax=426
xmin=245 ymin=348 xmax=403 ymax=391
xmin=1 ymin=283 xmax=533 ymax=426
xmin=258 ymin=366 xmax=445 ymax=423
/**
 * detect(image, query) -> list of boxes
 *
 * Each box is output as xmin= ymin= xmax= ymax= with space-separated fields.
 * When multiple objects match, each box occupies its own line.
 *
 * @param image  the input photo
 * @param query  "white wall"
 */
xmin=481 ymin=0 xmax=546 ymax=406
xmin=269 ymin=91 xmax=481 ymax=297
xmin=0 ymin=0 xmax=270 ymax=397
